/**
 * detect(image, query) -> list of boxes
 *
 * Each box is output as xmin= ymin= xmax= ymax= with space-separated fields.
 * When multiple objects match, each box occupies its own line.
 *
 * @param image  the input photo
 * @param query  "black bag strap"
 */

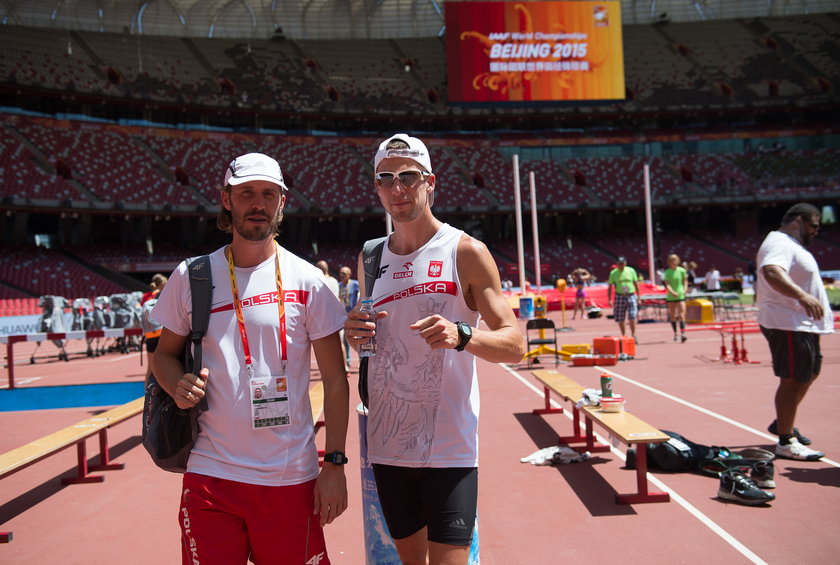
xmin=186 ymin=254 xmax=212 ymax=412
xmin=362 ymin=236 xmax=387 ymax=296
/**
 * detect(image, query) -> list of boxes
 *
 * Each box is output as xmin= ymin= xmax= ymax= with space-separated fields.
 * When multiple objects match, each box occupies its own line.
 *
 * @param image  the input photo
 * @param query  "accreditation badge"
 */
xmin=250 ymin=375 xmax=291 ymax=429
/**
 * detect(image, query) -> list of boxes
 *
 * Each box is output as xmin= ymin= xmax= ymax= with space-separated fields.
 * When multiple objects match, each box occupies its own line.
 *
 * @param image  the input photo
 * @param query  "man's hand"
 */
xmin=314 ymin=464 xmax=348 ymax=527
xmin=798 ymin=293 xmax=824 ymax=320
xmin=174 ymin=368 xmax=208 ymax=410
xmin=410 ymin=315 xmax=460 ymax=350
xmin=344 ymin=308 xmax=387 ymax=350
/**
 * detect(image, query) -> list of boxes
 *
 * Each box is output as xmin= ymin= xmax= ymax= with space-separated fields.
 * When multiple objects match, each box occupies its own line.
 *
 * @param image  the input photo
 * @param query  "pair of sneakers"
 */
xmin=718 ymin=469 xmax=775 ymax=506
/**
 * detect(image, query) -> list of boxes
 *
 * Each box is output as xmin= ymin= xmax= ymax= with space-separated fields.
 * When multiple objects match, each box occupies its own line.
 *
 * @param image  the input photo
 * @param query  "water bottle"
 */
xmin=358 ymin=298 xmax=377 ymax=358
xmin=600 ymin=374 xmax=613 ymax=398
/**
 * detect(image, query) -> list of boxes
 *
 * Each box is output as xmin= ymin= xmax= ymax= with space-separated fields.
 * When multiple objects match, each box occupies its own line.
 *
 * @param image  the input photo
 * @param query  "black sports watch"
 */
xmin=455 ymin=321 xmax=473 ymax=352
xmin=323 ymin=451 xmax=349 ymax=465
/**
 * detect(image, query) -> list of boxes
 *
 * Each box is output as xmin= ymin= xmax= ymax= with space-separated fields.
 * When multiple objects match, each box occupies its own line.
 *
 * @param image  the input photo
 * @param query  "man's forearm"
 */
xmin=152 ymin=351 xmax=186 ymax=398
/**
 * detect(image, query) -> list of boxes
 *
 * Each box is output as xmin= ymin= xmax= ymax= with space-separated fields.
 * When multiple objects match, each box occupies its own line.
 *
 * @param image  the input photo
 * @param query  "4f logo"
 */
xmin=306 ymin=552 xmax=326 ymax=565
xmin=428 ymin=261 xmax=443 ymax=277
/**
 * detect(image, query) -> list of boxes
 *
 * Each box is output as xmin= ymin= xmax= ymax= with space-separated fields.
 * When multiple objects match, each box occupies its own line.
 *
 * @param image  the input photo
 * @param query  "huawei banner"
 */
xmin=445 ymin=1 xmax=625 ymax=104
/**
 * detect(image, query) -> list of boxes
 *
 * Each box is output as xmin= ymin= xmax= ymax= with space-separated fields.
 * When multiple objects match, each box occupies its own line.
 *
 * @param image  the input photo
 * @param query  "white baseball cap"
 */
xmin=224 ymin=153 xmax=288 ymax=191
xmin=374 ymin=134 xmax=433 ymax=174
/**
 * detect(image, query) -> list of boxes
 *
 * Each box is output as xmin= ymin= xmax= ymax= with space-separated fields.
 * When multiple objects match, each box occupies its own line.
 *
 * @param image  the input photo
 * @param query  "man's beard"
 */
xmin=232 ymin=208 xmax=282 ymax=242
xmin=800 ymin=224 xmax=814 ymax=246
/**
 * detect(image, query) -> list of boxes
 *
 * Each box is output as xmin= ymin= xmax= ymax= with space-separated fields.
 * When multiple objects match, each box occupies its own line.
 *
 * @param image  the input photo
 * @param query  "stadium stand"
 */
xmin=0 ymin=10 xmax=838 ymax=299
xmin=0 ymin=245 xmax=127 ymax=299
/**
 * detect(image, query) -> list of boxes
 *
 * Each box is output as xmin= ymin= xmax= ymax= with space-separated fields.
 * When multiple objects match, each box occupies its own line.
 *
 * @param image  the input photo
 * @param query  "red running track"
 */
xmin=0 ymin=312 xmax=838 ymax=564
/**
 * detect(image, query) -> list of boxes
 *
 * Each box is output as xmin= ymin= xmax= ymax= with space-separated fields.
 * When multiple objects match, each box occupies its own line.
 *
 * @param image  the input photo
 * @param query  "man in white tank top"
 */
xmin=345 ymin=134 xmax=525 ymax=565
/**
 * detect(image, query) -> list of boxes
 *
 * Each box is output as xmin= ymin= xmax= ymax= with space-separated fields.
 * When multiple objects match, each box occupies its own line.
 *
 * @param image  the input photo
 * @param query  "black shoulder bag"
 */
xmin=142 ymin=255 xmax=212 ymax=473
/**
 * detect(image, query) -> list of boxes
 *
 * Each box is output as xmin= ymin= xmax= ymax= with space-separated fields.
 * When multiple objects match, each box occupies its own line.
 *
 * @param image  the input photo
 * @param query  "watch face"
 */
xmin=456 ymin=322 xmax=472 ymax=351
xmin=326 ymin=451 xmax=348 ymax=464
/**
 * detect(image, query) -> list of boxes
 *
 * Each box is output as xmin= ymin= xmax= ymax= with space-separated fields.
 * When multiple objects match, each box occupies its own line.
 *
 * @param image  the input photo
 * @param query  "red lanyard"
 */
xmin=226 ymin=243 xmax=287 ymax=377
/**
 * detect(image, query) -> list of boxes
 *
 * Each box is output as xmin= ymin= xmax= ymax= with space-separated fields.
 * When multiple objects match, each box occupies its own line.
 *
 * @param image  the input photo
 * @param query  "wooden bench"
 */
xmin=531 ymin=369 xmax=670 ymax=504
xmin=0 ymin=397 xmax=144 ymax=542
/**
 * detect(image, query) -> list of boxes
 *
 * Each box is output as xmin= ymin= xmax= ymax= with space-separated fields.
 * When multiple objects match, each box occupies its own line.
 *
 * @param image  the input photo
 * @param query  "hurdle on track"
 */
xmin=0 ymin=328 xmax=143 ymax=389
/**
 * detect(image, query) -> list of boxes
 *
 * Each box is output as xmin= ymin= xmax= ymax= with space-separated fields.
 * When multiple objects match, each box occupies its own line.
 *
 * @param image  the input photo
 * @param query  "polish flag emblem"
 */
xmin=428 ymin=261 xmax=443 ymax=277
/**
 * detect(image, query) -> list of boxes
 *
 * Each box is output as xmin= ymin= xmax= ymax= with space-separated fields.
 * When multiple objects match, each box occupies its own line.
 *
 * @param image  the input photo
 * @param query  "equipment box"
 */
xmin=686 ymin=299 xmax=714 ymax=324
xmin=570 ymin=354 xmax=596 ymax=366
xmin=595 ymin=354 xmax=618 ymax=366
xmin=619 ymin=336 xmax=635 ymax=357
xmin=560 ymin=344 xmax=591 ymax=360
xmin=593 ymin=336 xmax=634 ymax=357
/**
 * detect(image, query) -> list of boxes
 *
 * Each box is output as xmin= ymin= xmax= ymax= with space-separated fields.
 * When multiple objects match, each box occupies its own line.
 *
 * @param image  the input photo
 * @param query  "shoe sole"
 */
xmin=754 ymin=480 xmax=776 ymax=489
xmin=775 ymin=452 xmax=823 ymax=461
xmin=718 ymin=490 xmax=774 ymax=505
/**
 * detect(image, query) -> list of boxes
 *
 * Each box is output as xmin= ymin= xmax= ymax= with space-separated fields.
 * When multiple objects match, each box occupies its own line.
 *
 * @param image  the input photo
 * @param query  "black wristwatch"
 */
xmin=455 ymin=321 xmax=473 ymax=352
xmin=323 ymin=451 xmax=349 ymax=465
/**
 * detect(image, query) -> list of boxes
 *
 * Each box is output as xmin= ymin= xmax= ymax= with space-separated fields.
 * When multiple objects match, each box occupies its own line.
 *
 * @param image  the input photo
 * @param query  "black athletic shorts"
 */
xmin=760 ymin=326 xmax=822 ymax=383
xmin=145 ymin=336 xmax=160 ymax=353
xmin=372 ymin=464 xmax=477 ymax=546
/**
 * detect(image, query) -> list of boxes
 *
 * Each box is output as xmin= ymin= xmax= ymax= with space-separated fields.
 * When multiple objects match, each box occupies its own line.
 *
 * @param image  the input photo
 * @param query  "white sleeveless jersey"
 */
xmin=366 ymin=224 xmax=481 ymax=468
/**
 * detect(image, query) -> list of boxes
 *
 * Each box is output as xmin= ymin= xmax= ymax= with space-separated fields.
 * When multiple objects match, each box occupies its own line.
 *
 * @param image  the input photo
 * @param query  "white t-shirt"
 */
xmin=366 ymin=224 xmax=481 ymax=468
xmin=152 ymin=245 xmax=346 ymax=486
xmin=324 ymin=275 xmax=339 ymax=298
xmin=704 ymin=269 xmax=721 ymax=291
xmin=756 ymin=230 xmax=833 ymax=334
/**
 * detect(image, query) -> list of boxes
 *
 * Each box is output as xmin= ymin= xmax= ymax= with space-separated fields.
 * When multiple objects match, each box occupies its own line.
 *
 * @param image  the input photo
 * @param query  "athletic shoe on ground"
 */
xmin=750 ymin=461 xmax=776 ymax=489
xmin=673 ymin=334 xmax=678 ymax=342
xmin=768 ymin=420 xmax=811 ymax=445
xmin=718 ymin=470 xmax=775 ymax=505
xmin=775 ymin=438 xmax=824 ymax=461
xmin=681 ymin=334 xmax=687 ymax=343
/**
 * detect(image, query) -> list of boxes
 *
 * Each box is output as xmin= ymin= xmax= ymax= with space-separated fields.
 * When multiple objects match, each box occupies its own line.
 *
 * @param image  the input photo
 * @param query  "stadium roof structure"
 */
xmin=1 ymin=0 xmax=839 ymax=40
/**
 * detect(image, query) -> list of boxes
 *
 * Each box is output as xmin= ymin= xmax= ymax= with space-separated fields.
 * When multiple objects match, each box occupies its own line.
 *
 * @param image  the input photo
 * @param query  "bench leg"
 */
xmin=615 ymin=444 xmax=670 ymax=504
xmin=62 ymin=440 xmax=105 ymax=485
xmin=561 ymin=411 xmax=609 ymax=453
xmin=89 ymin=429 xmax=125 ymax=472
xmin=532 ymin=385 xmax=563 ymax=415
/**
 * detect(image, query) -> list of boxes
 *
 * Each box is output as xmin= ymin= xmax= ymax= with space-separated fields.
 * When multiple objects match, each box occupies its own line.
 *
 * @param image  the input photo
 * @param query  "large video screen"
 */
xmin=445 ymin=1 xmax=625 ymax=105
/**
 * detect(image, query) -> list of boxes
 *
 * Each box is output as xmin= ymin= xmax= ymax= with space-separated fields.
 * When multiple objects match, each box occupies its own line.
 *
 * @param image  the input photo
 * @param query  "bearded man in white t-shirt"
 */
xmin=756 ymin=202 xmax=833 ymax=461
xmin=152 ymin=153 xmax=349 ymax=565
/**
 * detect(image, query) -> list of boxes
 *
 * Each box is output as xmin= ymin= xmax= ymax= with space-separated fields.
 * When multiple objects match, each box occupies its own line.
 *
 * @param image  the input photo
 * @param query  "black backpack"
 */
xmin=628 ymin=430 xmax=715 ymax=472
xmin=357 ymin=236 xmax=386 ymax=409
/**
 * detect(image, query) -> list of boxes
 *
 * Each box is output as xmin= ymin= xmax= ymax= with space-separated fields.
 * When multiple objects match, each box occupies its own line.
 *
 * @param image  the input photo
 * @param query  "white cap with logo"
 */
xmin=374 ymin=134 xmax=433 ymax=174
xmin=224 ymin=153 xmax=288 ymax=191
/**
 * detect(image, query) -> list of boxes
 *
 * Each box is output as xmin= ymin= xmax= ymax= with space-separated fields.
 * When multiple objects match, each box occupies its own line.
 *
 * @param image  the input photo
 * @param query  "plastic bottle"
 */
xmin=358 ymin=298 xmax=377 ymax=358
xmin=600 ymin=374 xmax=613 ymax=398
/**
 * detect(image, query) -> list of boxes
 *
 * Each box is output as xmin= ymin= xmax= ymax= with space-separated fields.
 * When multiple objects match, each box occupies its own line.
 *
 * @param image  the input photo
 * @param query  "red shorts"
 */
xmin=179 ymin=473 xmax=329 ymax=565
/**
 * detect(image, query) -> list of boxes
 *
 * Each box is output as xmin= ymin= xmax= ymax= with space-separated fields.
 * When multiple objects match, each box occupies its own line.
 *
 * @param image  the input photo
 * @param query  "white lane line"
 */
xmin=595 ymin=365 xmax=839 ymax=468
xmin=503 ymin=364 xmax=768 ymax=565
